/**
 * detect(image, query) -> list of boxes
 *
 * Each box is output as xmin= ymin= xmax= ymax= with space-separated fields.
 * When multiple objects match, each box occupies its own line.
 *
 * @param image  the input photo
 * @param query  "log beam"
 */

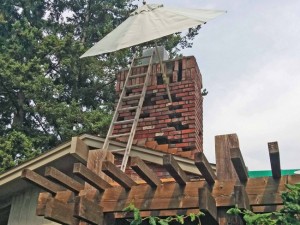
xmin=102 ymin=161 xmax=136 ymax=189
xmin=268 ymin=142 xmax=281 ymax=179
xmin=194 ymin=152 xmax=216 ymax=184
xmin=21 ymin=169 xmax=65 ymax=194
xmin=74 ymin=196 xmax=103 ymax=225
xmin=163 ymin=154 xmax=189 ymax=185
xmin=130 ymin=156 xmax=161 ymax=187
xmin=45 ymin=166 xmax=84 ymax=193
xmin=199 ymin=187 xmax=218 ymax=224
xmin=230 ymin=148 xmax=248 ymax=183
xmin=73 ymin=163 xmax=111 ymax=192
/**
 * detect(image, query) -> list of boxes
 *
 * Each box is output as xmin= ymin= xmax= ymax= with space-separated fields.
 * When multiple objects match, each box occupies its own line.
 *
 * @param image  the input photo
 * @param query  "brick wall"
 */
xmin=114 ymin=56 xmax=203 ymax=159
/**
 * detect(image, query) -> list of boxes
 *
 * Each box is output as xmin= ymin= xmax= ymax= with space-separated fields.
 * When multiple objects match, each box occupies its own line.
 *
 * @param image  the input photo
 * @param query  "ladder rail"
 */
xmin=102 ymin=54 xmax=137 ymax=153
xmin=120 ymin=53 xmax=154 ymax=171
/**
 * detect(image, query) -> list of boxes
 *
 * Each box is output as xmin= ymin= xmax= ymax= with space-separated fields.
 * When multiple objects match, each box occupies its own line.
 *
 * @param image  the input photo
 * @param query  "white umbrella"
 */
xmin=80 ymin=3 xmax=225 ymax=58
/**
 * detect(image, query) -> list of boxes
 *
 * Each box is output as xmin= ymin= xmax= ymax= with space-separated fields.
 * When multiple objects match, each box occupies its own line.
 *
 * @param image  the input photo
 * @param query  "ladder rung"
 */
xmin=129 ymin=73 xmax=147 ymax=79
xmin=114 ymin=119 xmax=135 ymax=125
xmin=110 ymin=148 xmax=126 ymax=153
xmin=122 ymin=94 xmax=142 ymax=101
xmin=118 ymin=106 xmax=138 ymax=112
xmin=126 ymin=83 xmax=144 ymax=90
xmin=109 ymin=133 xmax=131 ymax=139
xmin=134 ymin=55 xmax=151 ymax=60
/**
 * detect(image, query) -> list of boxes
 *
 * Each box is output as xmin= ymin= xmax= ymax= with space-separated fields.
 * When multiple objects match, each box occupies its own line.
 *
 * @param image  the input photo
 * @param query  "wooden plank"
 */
xmin=130 ymin=156 xmax=161 ymax=187
xmin=74 ymin=196 xmax=103 ymax=225
xmin=21 ymin=169 xmax=65 ymax=194
xmin=73 ymin=163 xmax=112 ymax=192
xmin=102 ymin=161 xmax=136 ymax=189
xmin=199 ymin=187 xmax=218 ymax=224
xmin=252 ymin=205 xmax=283 ymax=213
xmin=234 ymin=185 xmax=250 ymax=210
xmin=230 ymin=148 xmax=248 ymax=183
xmin=194 ymin=152 xmax=216 ymax=184
xmin=70 ymin=136 xmax=89 ymax=163
xmin=97 ymin=175 xmax=300 ymax=212
xmin=44 ymin=197 xmax=78 ymax=225
xmin=268 ymin=142 xmax=281 ymax=179
xmin=163 ymin=154 xmax=190 ymax=185
xmin=45 ymin=166 xmax=84 ymax=193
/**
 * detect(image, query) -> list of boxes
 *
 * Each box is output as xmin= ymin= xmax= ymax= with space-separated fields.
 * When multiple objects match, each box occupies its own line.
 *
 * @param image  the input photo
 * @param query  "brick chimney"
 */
xmin=114 ymin=56 xmax=203 ymax=159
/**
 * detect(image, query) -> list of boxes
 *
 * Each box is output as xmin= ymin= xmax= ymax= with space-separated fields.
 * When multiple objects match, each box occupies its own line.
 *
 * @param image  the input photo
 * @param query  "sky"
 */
xmin=136 ymin=0 xmax=300 ymax=170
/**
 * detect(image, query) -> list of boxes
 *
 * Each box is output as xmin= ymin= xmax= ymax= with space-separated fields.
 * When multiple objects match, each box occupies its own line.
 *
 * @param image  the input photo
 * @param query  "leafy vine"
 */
xmin=123 ymin=203 xmax=204 ymax=225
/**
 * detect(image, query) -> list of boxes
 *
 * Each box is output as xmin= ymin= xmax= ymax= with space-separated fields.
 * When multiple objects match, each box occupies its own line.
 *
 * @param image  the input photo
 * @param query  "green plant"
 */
xmin=227 ymin=183 xmax=300 ymax=225
xmin=123 ymin=203 xmax=204 ymax=225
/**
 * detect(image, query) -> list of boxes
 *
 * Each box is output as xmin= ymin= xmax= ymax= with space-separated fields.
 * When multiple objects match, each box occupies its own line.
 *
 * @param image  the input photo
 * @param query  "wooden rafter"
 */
xmin=268 ymin=142 xmax=281 ymax=179
xmin=194 ymin=152 xmax=217 ymax=184
xmin=230 ymin=147 xmax=248 ymax=183
xmin=163 ymin=154 xmax=190 ymax=185
xmin=73 ymin=163 xmax=111 ymax=191
xmin=130 ymin=156 xmax=161 ymax=187
xmin=199 ymin=187 xmax=218 ymax=224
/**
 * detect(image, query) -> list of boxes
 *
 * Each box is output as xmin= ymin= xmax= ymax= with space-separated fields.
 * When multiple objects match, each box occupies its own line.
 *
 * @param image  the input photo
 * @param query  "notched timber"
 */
xmin=21 ymin=169 xmax=66 ymax=194
xmin=73 ymin=163 xmax=111 ymax=191
xmin=45 ymin=166 xmax=84 ymax=193
xmin=44 ymin=197 xmax=78 ymax=225
xmin=74 ymin=196 xmax=103 ymax=225
xmin=36 ymin=192 xmax=52 ymax=216
xmin=234 ymin=185 xmax=250 ymax=210
xmin=199 ymin=187 xmax=218 ymax=224
xmin=194 ymin=152 xmax=216 ymax=184
xmin=268 ymin=142 xmax=281 ymax=179
xmin=130 ymin=156 xmax=161 ymax=187
xmin=102 ymin=161 xmax=136 ymax=189
xmin=230 ymin=147 xmax=248 ymax=183
xmin=163 ymin=154 xmax=190 ymax=185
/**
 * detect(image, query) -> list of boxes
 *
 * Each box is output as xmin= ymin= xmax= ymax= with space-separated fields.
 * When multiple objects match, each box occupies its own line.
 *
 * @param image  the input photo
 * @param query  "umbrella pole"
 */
xmin=155 ymin=42 xmax=172 ymax=102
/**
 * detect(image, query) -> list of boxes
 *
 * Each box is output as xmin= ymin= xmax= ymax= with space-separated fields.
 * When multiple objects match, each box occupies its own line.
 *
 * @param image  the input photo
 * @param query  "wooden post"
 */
xmin=215 ymin=134 xmax=244 ymax=225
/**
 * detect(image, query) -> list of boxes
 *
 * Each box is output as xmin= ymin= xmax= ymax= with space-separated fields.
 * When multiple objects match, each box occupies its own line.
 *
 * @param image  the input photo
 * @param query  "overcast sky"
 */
xmin=137 ymin=0 xmax=300 ymax=170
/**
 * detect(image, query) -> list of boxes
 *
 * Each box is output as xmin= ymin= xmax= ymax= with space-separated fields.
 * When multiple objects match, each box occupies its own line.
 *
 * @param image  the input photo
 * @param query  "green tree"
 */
xmin=0 ymin=0 xmax=200 ymax=172
xmin=227 ymin=183 xmax=300 ymax=225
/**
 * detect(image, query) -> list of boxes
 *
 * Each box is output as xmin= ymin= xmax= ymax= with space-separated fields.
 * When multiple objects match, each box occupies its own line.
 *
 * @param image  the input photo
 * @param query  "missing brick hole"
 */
xmin=156 ymin=74 xmax=164 ymax=85
xmin=169 ymin=139 xmax=183 ymax=144
xmin=170 ymin=94 xmax=182 ymax=102
xmin=182 ymin=146 xmax=195 ymax=151
xmin=142 ymin=93 xmax=156 ymax=107
xmin=117 ymin=117 xmax=124 ymax=121
xmin=168 ymin=104 xmax=183 ymax=110
xmin=154 ymin=136 xmax=168 ymax=144
xmin=167 ymin=122 xmax=189 ymax=130
xmin=169 ymin=112 xmax=182 ymax=119
xmin=178 ymin=59 xmax=183 ymax=82
xmin=140 ymin=112 xmax=150 ymax=118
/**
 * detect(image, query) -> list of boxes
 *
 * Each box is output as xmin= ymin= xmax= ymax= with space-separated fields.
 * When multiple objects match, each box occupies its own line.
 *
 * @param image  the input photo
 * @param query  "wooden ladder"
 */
xmin=102 ymin=52 xmax=154 ymax=172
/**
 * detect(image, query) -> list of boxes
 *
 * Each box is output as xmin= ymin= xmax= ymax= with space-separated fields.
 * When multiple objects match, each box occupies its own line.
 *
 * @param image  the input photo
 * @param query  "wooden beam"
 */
xmin=21 ymin=169 xmax=65 ymax=194
xmin=130 ymin=156 xmax=161 ymax=187
xmin=97 ymin=175 xmax=300 ymax=212
xmin=268 ymin=142 xmax=281 ymax=179
xmin=73 ymin=163 xmax=111 ymax=192
xmin=45 ymin=167 xmax=84 ymax=193
xmin=199 ymin=187 xmax=218 ymax=224
xmin=44 ymin=197 xmax=78 ymax=225
xmin=234 ymin=185 xmax=250 ymax=210
xmin=230 ymin=148 xmax=248 ymax=183
xmin=36 ymin=192 xmax=52 ymax=216
xmin=194 ymin=152 xmax=216 ymax=184
xmin=74 ymin=196 xmax=103 ymax=225
xmin=102 ymin=161 xmax=136 ymax=189
xmin=163 ymin=154 xmax=189 ymax=185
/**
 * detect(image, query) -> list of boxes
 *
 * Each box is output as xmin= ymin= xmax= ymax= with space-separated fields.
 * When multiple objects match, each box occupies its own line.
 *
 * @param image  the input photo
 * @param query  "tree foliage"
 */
xmin=0 ymin=0 xmax=201 ymax=171
xmin=227 ymin=183 xmax=300 ymax=225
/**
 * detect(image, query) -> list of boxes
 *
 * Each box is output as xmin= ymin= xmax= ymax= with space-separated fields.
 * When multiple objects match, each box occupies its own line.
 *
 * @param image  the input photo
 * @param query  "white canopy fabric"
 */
xmin=80 ymin=4 xmax=225 ymax=58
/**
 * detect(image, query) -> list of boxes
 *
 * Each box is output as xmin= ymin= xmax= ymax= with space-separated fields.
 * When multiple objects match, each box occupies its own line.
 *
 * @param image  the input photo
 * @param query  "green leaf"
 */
xmin=149 ymin=216 xmax=157 ymax=225
xmin=176 ymin=215 xmax=184 ymax=224
xmin=189 ymin=213 xmax=196 ymax=222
